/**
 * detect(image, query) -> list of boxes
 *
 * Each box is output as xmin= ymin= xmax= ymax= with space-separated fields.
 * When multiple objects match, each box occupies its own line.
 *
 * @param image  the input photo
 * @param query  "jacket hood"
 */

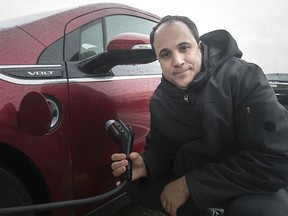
xmin=200 ymin=29 xmax=242 ymax=70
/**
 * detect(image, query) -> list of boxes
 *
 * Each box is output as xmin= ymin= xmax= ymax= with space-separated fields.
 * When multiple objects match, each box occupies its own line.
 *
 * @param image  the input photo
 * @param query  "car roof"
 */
xmin=0 ymin=3 xmax=160 ymax=64
xmin=0 ymin=9 xmax=69 ymax=29
xmin=15 ymin=3 xmax=159 ymax=45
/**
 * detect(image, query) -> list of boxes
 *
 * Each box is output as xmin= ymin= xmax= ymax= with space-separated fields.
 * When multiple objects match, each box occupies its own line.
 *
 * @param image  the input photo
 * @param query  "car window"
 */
xmin=105 ymin=15 xmax=156 ymax=46
xmin=266 ymin=73 xmax=288 ymax=82
xmin=105 ymin=15 xmax=160 ymax=76
xmin=76 ymin=15 xmax=156 ymax=61
xmin=79 ymin=19 xmax=104 ymax=60
xmin=64 ymin=14 xmax=161 ymax=77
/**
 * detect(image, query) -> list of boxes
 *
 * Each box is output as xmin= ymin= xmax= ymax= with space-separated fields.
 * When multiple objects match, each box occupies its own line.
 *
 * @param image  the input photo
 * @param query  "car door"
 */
xmin=64 ymin=13 xmax=161 ymax=215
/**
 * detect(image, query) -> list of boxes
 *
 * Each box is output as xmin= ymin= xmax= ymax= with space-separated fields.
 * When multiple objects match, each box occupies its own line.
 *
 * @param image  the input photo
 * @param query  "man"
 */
xmin=111 ymin=15 xmax=288 ymax=216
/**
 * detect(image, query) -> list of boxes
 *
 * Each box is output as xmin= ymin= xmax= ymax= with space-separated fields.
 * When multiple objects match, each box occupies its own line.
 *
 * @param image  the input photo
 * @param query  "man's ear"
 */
xmin=198 ymin=41 xmax=203 ymax=53
xmin=198 ymin=41 xmax=202 ymax=49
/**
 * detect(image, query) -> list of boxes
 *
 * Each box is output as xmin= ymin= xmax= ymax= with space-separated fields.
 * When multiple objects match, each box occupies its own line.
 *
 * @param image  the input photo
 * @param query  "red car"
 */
xmin=0 ymin=3 xmax=161 ymax=216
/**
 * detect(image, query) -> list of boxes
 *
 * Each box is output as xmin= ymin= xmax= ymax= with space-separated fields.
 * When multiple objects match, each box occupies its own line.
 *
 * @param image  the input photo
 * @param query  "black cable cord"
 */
xmin=0 ymin=180 xmax=127 ymax=215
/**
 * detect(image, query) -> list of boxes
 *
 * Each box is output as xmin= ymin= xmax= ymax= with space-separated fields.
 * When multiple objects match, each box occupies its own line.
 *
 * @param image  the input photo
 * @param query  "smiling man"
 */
xmin=111 ymin=15 xmax=288 ymax=216
xmin=153 ymin=20 xmax=202 ymax=90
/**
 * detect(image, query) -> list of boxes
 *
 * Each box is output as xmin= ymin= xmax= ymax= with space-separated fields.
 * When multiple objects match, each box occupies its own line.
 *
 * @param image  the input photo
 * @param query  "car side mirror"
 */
xmin=77 ymin=32 xmax=156 ymax=74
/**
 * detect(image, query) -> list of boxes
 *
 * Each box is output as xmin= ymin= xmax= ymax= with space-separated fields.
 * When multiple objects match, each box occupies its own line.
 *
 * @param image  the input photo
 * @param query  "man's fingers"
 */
xmin=111 ymin=153 xmax=126 ymax=161
xmin=160 ymin=193 xmax=169 ymax=214
xmin=111 ymin=160 xmax=128 ymax=170
xmin=160 ymin=189 xmax=177 ymax=216
xmin=111 ymin=153 xmax=129 ymax=178
xmin=112 ymin=166 xmax=126 ymax=177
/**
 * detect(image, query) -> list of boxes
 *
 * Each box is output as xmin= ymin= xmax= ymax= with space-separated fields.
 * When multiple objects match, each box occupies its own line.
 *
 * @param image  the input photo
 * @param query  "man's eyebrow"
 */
xmin=157 ymin=41 xmax=192 ymax=56
xmin=177 ymin=41 xmax=191 ymax=47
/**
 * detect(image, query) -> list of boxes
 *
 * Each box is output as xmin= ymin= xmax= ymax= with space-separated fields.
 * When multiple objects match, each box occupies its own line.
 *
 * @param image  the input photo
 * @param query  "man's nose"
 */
xmin=172 ymin=52 xmax=185 ymax=66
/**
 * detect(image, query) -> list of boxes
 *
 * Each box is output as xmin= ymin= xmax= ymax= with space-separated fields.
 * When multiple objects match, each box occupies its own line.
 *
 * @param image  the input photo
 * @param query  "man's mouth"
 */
xmin=173 ymin=68 xmax=189 ymax=75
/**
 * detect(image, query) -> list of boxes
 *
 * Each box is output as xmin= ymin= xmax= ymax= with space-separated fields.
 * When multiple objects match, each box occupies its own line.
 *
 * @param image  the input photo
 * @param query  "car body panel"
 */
xmin=0 ymin=75 xmax=72 ymax=215
xmin=0 ymin=28 xmax=45 ymax=64
xmin=68 ymin=77 xmax=159 ymax=215
xmin=0 ymin=3 xmax=161 ymax=216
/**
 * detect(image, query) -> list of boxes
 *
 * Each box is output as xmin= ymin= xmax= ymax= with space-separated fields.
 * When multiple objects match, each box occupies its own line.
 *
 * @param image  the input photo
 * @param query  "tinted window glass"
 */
xmin=105 ymin=15 xmax=156 ymax=46
xmin=38 ymin=37 xmax=64 ymax=63
xmin=106 ymin=15 xmax=160 ymax=76
xmin=80 ymin=19 xmax=103 ymax=60
xmin=266 ymin=73 xmax=288 ymax=82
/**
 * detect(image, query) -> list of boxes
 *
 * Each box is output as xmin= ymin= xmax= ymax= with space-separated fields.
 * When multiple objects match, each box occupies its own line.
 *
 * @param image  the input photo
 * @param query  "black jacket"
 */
xmin=142 ymin=30 xmax=288 ymax=208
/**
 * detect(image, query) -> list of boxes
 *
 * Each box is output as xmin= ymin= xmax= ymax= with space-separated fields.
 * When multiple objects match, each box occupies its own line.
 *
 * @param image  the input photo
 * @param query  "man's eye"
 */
xmin=160 ymin=52 xmax=170 ymax=59
xmin=179 ymin=45 xmax=189 ymax=52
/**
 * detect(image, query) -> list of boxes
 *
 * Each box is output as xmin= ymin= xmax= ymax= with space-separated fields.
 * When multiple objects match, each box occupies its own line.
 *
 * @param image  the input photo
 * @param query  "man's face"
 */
xmin=153 ymin=21 xmax=202 ymax=90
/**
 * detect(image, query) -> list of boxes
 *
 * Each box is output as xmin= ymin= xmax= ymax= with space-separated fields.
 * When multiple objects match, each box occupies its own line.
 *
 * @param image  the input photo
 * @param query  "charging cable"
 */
xmin=0 ymin=180 xmax=127 ymax=214
xmin=0 ymin=119 xmax=133 ymax=214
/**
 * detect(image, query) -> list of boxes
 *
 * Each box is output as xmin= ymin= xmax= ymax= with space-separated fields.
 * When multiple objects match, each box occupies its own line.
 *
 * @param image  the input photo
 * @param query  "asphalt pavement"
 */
xmin=112 ymin=204 xmax=166 ymax=216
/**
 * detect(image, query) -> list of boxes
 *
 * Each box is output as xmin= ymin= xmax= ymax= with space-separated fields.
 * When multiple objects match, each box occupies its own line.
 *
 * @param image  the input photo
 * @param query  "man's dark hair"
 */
xmin=150 ymin=15 xmax=200 ymax=52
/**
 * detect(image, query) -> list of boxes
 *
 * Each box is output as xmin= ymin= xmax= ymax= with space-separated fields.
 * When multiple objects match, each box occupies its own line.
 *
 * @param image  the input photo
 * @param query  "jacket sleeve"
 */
xmin=186 ymin=62 xmax=288 ymax=208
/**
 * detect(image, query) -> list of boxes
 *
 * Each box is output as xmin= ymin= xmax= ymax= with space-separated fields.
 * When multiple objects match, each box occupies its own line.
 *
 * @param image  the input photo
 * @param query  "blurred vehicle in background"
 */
xmin=0 ymin=3 xmax=161 ymax=216
xmin=266 ymin=73 xmax=288 ymax=107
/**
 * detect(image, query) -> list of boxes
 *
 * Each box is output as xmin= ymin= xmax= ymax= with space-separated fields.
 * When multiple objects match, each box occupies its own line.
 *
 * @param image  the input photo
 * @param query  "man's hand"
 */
xmin=160 ymin=176 xmax=190 ymax=216
xmin=111 ymin=152 xmax=147 ymax=185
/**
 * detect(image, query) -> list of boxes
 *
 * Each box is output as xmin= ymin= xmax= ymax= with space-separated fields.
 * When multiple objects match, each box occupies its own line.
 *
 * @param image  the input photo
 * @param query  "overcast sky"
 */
xmin=0 ymin=0 xmax=287 ymax=73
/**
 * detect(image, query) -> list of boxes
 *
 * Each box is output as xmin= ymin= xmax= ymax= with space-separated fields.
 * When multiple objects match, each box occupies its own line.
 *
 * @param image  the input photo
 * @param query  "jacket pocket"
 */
xmin=237 ymin=102 xmax=288 ymax=153
xmin=237 ymin=105 xmax=262 ymax=150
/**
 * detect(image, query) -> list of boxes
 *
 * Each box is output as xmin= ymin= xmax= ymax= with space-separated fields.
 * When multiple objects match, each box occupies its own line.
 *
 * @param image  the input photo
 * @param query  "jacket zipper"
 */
xmin=183 ymin=93 xmax=191 ymax=111
xmin=245 ymin=106 xmax=262 ymax=150
xmin=184 ymin=93 xmax=190 ymax=103
xmin=246 ymin=106 xmax=251 ymax=114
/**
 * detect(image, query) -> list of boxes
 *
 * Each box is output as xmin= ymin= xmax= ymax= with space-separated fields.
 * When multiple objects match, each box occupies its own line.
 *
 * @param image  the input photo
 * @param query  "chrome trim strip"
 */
xmin=0 ymin=64 xmax=161 ymax=85
xmin=0 ymin=73 xmax=67 ymax=85
xmin=68 ymin=74 xmax=162 ymax=83
xmin=0 ymin=64 xmax=62 ymax=69
xmin=0 ymin=74 xmax=161 ymax=85
xmin=0 ymin=64 xmax=66 ymax=85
